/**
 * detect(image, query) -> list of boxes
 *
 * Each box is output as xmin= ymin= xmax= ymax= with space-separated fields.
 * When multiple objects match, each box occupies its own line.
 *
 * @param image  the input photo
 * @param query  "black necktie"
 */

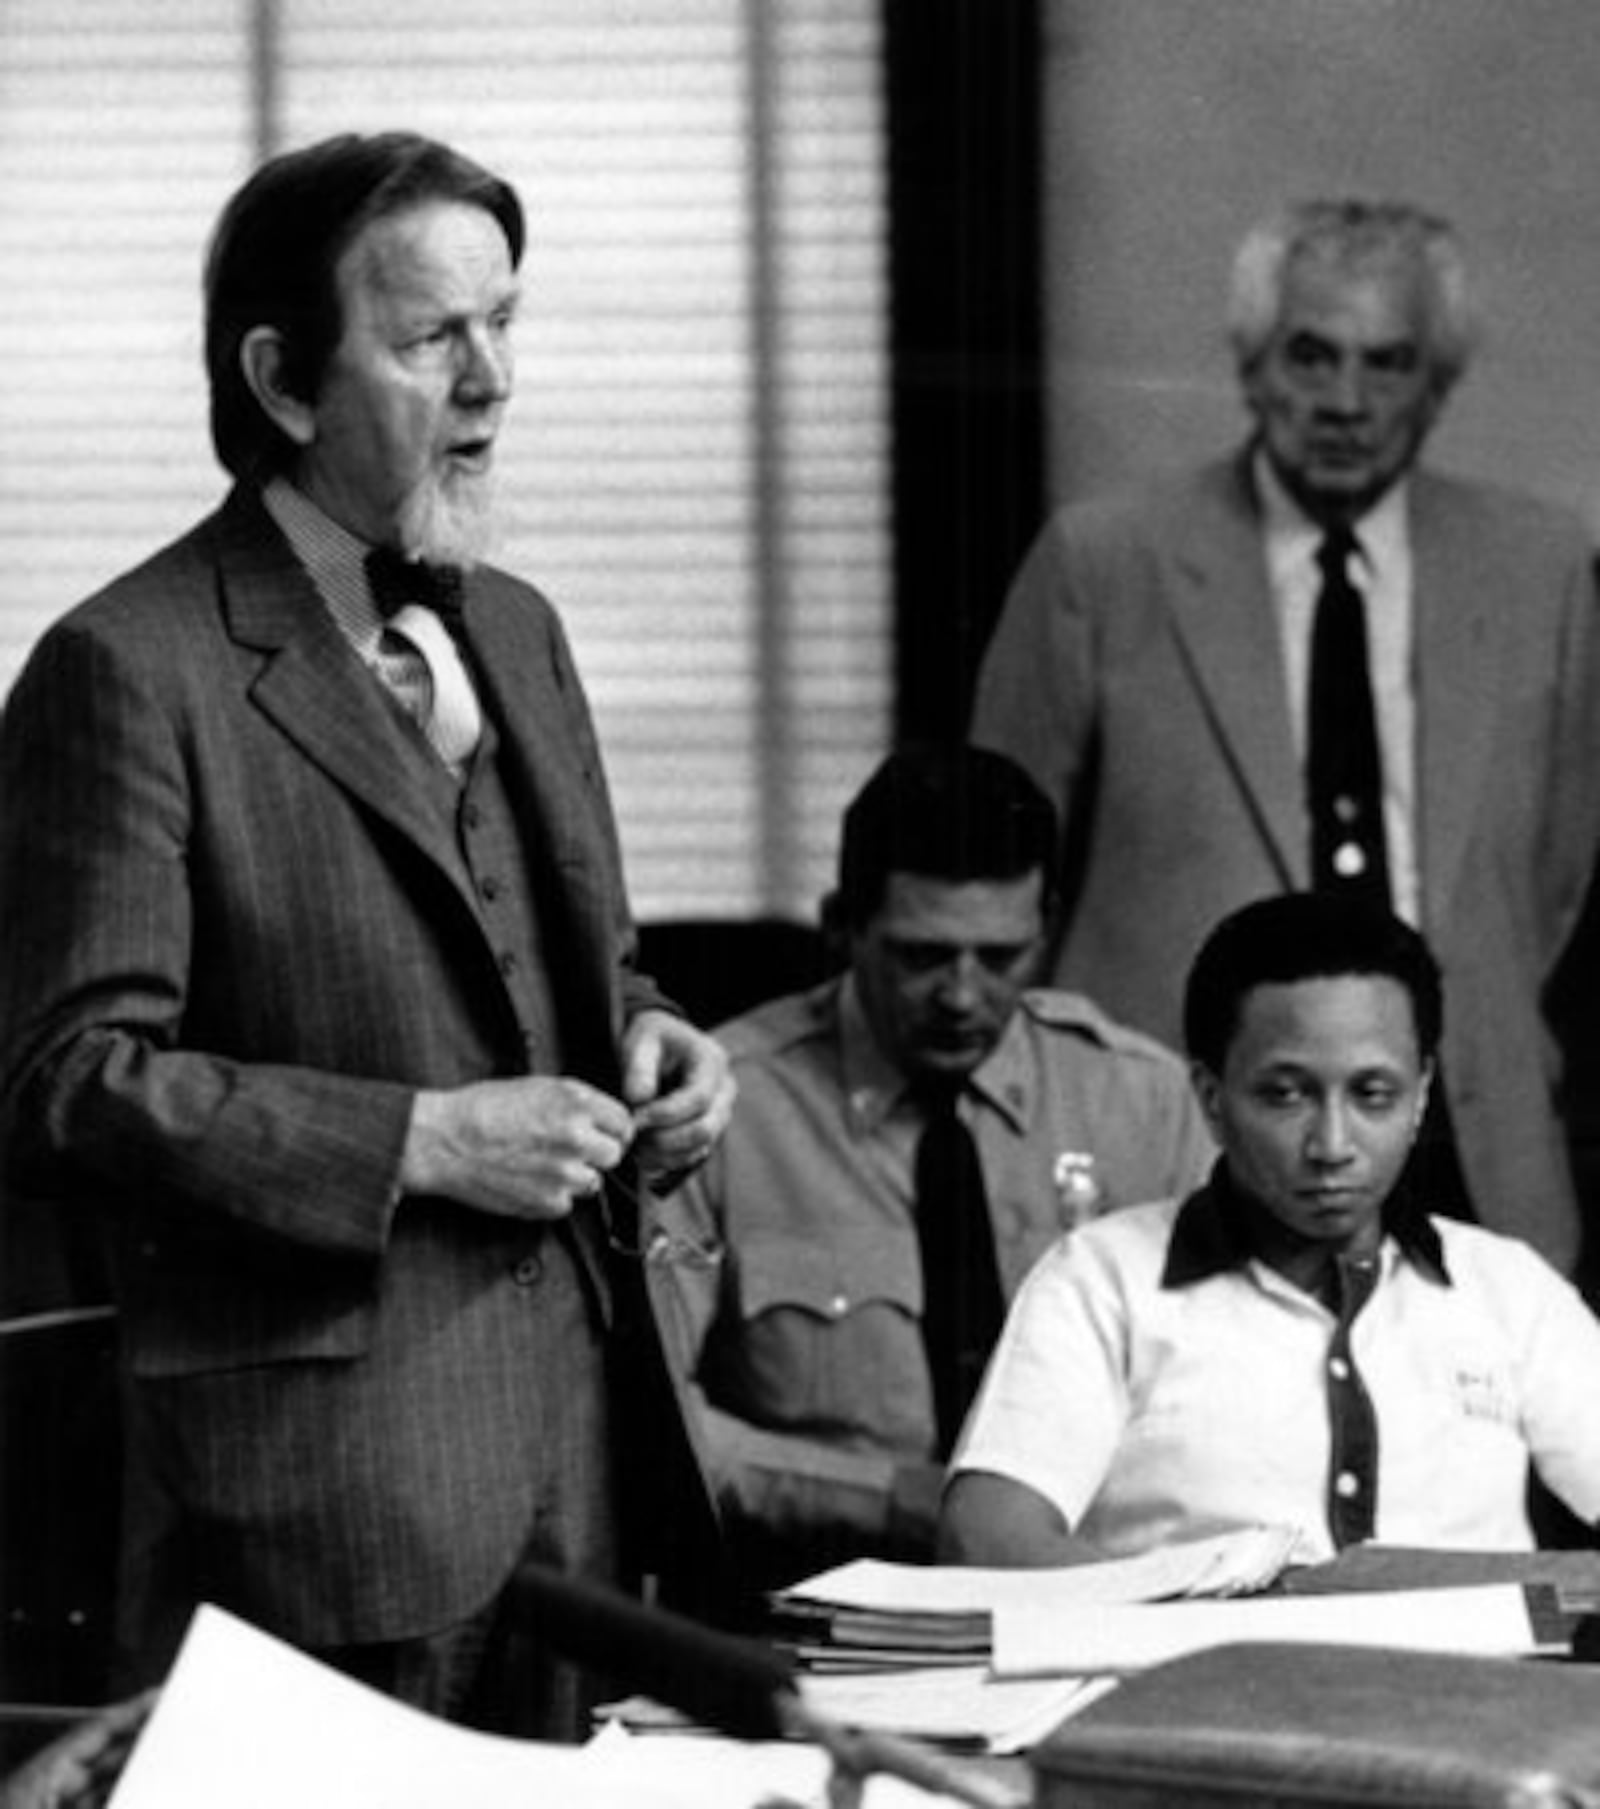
xmin=364 ymin=546 xmax=466 ymax=626
xmin=913 ymin=1087 xmax=1005 ymax=1457
xmin=1307 ymin=527 xmax=1390 ymax=909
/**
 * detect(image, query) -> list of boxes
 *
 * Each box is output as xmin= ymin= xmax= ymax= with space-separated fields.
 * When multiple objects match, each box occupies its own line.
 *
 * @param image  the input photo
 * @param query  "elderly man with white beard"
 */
xmin=0 ymin=132 xmax=734 ymax=1743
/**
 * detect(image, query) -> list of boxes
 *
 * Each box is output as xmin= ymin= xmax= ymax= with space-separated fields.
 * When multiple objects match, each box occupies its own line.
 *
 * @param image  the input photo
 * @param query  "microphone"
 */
xmin=508 ymin=1562 xmax=793 ymax=1740
xmin=508 ymin=1565 xmax=1029 ymax=1808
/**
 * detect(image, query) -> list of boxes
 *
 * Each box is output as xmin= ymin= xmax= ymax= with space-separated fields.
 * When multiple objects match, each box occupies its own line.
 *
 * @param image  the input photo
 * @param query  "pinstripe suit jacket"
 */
xmin=973 ymin=453 xmax=1600 ymax=1274
xmin=0 ymin=484 xmax=715 ymax=1648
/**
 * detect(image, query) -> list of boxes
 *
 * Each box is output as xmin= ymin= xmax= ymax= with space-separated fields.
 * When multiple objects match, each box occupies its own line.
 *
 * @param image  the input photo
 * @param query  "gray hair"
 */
xmin=1226 ymin=199 xmax=1477 ymax=397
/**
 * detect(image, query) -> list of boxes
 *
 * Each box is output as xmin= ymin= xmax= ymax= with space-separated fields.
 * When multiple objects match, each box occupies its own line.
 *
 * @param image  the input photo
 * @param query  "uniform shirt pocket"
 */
xmin=705 ymin=1230 xmax=928 ymax=1450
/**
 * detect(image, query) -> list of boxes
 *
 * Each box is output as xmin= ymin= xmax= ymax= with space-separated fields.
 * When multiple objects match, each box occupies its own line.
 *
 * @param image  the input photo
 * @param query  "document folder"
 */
xmin=1031 ymin=1639 xmax=1600 ymax=1808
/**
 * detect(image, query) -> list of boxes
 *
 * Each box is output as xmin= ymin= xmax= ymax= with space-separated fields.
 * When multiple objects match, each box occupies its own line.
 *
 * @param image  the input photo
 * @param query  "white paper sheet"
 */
xmin=992 ymin=1581 xmax=1546 ymax=1678
xmin=104 ymin=1605 xmax=993 ymax=1808
xmin=781 ymin=1525 xmax=1299 ymax=1616
xmin=797 ymin=1664 xmax=1101 ymax=1754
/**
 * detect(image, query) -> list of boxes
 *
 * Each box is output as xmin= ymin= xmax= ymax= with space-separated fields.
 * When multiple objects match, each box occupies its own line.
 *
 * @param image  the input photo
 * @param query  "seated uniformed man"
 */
xmin=656 ymin=745 xmax=1215 ymax=1588
xmin=941 ymin=892 xmax=1600 ymax=1568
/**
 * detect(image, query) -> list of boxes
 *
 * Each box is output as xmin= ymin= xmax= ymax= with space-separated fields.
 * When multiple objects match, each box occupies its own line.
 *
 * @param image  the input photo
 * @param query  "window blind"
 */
xmin=0 ymin=0 xmax=890 ymax=921
xmin=0 ymin=0 xmax=250 ymax=676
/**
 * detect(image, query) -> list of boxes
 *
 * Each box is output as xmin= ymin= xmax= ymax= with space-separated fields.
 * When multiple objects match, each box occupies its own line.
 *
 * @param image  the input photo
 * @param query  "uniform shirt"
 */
xmin=954 ymin=1180 xmax=1600 ymax=1564
xmin=655 ymin=977 xmax=1215 ymax=1573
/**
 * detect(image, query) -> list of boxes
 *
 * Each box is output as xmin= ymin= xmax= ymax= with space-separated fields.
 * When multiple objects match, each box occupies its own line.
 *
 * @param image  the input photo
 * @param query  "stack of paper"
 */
xmin=754 ymin=1535 xmax=1569 ymax=1755
xmin=768 ymin=1525 xmax=1301 ymax=1672
xmin=768 ymin=1598 xmax=991 ymax=1669
xmin=745 ymin=1527 xmax=1300 ymax=1754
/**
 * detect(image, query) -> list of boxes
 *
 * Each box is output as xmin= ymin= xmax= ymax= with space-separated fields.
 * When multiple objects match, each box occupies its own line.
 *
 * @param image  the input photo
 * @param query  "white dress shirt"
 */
xmin=953 ymin=1192 xmax=1600 ymax=1563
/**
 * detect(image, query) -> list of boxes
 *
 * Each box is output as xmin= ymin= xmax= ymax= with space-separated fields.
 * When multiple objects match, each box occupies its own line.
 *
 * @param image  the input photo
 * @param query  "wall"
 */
xmin=1039 ymin=0 xmax=1600 ymax=531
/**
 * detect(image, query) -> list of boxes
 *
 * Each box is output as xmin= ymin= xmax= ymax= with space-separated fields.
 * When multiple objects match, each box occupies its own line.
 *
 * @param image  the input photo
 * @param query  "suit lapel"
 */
xmin=462 ymin=587 xmax=627 ymax=1070
xmin=1409 ymin=476 xmax=1499 ymax=923
xmin=461 ymin=585 xmax=596 ymax=877
xmin=1163 ymin=458 xmax=1307 ymax=883
xmin=212 ymin=489 xmax=475 ymax=895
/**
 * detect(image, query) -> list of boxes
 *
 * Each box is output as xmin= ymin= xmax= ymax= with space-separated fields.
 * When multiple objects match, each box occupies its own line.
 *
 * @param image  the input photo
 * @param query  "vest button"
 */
xmin=512 ymin=1254 xmax=543 ymax=1286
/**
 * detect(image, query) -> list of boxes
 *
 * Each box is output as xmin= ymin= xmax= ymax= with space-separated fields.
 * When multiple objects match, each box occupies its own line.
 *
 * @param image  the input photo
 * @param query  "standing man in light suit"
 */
xmin=972 ymin=198 xmax=1600 ymax=1281
xmin=0 ymin=132 xmax=734 ymax=1740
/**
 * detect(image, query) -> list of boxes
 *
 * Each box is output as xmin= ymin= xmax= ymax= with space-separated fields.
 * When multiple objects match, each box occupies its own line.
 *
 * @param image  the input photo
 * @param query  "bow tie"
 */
xmin=365 ymin=547 xmax=466 ymax=623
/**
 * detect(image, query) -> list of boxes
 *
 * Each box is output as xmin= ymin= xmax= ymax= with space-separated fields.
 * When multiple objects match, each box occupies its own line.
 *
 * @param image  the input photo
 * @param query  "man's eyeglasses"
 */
xmin=598 ymin=1168 xmax=724 ymax=1269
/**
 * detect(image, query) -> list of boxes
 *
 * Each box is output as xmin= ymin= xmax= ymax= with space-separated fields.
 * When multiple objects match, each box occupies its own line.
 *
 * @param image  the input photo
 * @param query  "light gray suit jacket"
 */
xmin=0 ymin=485 xmax=717 ymax=1651
xmin=973 ymin=454 xmax=1600 ymax=1271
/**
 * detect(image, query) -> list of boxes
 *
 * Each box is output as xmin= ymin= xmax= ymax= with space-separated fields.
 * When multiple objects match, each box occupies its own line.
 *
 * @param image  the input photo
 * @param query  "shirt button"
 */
xmin=499 ymin=950 xmax=519 ymax=976
xmin=1335 ymin=1471 xmax=1362 ymax=1499
xmin=480 ymin=874 xmax=502 ymax=902
xmin=512 ymin=1254 xmax=543 ymax=1287
xmin=462 ymin=803 xmax=483 ymax=831
xmin=1329 ymin=1356 xmax=1350 ymax=1381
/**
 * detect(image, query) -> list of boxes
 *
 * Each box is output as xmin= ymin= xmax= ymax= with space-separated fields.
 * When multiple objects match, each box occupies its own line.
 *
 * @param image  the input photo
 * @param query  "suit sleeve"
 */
xmin=1537 ymin=544 xmax=1600 ymax=965
xmin=0 ymin=619 xmax=411 ymax=1260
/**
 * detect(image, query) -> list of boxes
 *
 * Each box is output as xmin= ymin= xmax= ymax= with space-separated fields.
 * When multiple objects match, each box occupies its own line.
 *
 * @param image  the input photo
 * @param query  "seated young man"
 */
xmin=941 ymin=892 xmax=1600 ymax=1567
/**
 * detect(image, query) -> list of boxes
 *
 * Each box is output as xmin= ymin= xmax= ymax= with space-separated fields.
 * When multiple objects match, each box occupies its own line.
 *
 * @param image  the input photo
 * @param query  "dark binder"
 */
xmin=1031 ymin=1640 xmax=1600 ymax=1808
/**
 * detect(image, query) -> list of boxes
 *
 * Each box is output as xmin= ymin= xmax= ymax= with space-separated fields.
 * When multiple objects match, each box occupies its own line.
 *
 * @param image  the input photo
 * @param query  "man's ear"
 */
xmin=1190 ymin=1060 xmax=1225 ymax=1140
xmin=1413 ymin=1059 xmax=1436 ymax=1135
xmin=239 ymin=326 xmax=317 ymax=449
xmin=1236 ymin=352 xmax=1268 ymax=423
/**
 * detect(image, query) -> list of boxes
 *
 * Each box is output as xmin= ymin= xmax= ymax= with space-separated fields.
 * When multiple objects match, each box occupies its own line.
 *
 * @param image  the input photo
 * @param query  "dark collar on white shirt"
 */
xmin=1161 ymin=1161 xmax=1450 ymax=1290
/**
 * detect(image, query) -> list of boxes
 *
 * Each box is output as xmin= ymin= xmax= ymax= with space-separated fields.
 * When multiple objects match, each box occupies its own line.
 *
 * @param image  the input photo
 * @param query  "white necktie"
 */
xmin=382 ymin=602 xmax=482 ymax=769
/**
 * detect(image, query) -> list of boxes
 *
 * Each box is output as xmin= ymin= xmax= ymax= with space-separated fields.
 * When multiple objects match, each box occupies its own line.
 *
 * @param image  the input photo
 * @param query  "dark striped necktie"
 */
xmin=1307 ymin=525 xmax=1390 ymax=909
